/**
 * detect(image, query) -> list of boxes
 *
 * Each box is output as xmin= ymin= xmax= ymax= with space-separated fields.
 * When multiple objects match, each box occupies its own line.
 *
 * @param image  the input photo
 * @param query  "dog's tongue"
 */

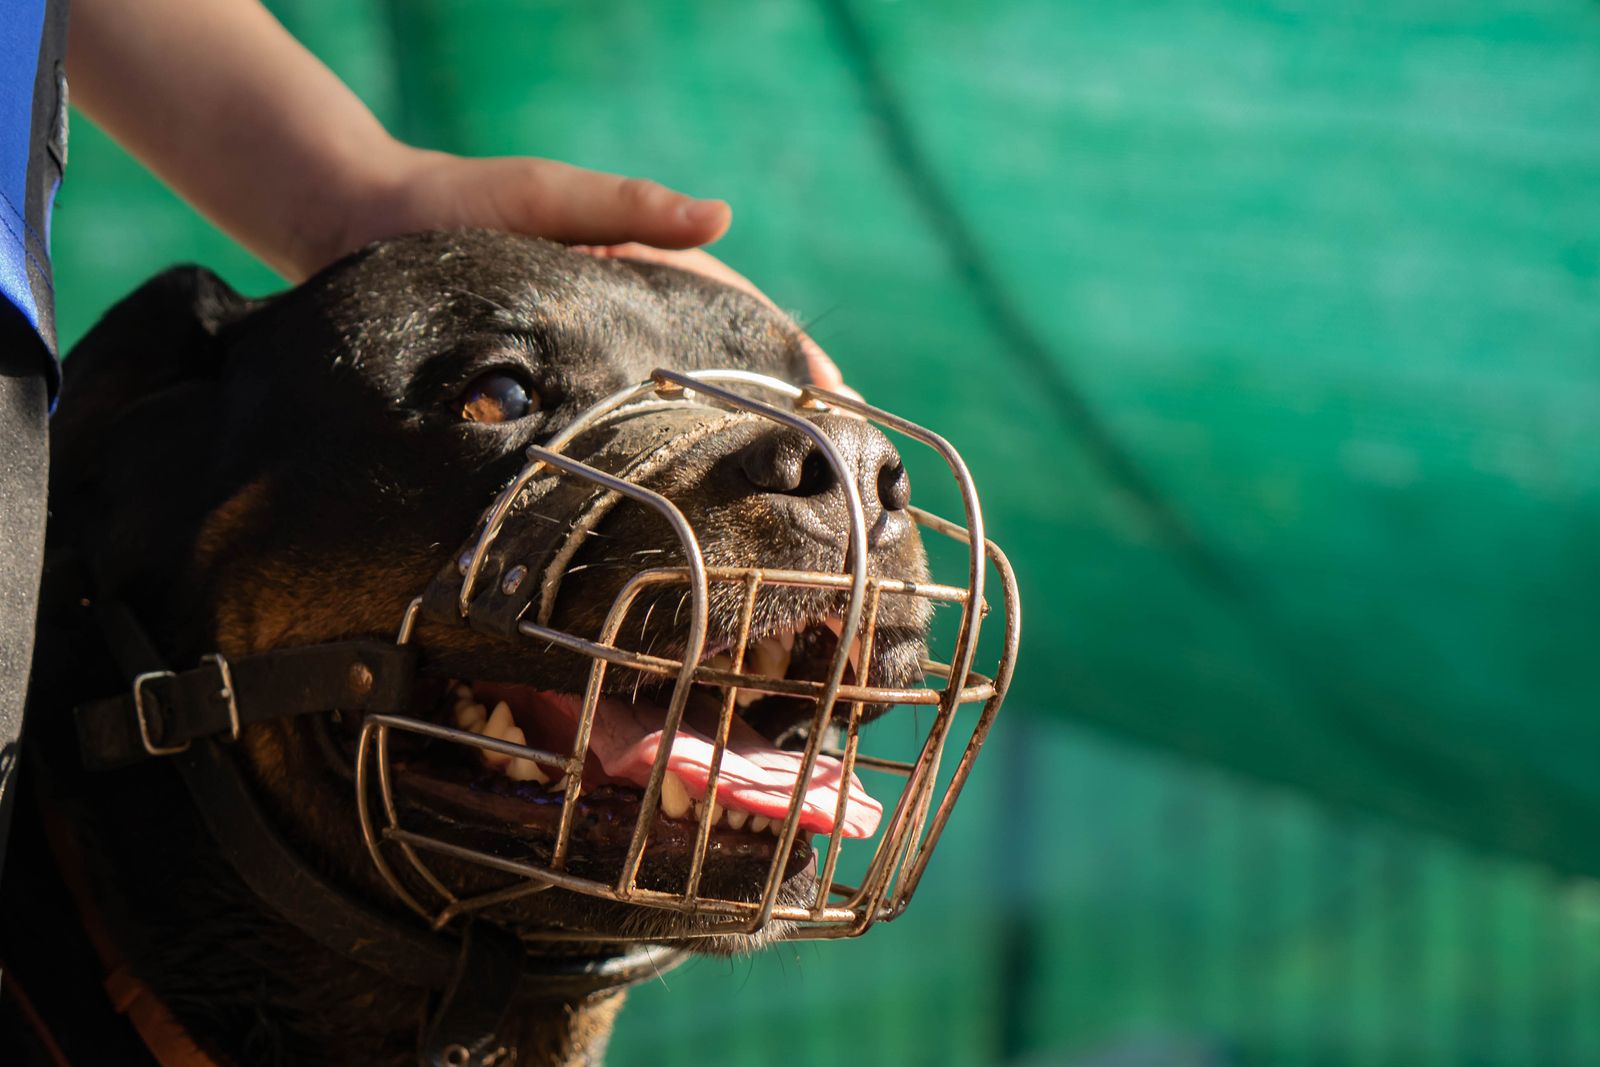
xmin=537 ymin=693 xmax=881 ymax=838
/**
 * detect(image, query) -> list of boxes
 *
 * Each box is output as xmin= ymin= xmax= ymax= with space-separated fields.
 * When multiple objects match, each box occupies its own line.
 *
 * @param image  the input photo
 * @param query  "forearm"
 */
xmin=68 ymin=0 xmax=400 ymax=280
xmin=57 ymin=1 xmax=841 ymax=381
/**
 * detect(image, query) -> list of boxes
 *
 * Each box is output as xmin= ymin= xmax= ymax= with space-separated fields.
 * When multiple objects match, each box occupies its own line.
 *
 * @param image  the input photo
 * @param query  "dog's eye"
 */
xmin=460 ymin=372 xmax=537 ymax=423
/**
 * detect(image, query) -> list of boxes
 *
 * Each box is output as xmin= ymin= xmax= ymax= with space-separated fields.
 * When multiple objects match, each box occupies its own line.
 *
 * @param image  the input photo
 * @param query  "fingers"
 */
xmin=502 ymin=160 xmax=730 ymax=249
xmin=574 ymin=244 xmax=760 ymax=298
xmin=571 ymin=244 xmax=849 ymax=392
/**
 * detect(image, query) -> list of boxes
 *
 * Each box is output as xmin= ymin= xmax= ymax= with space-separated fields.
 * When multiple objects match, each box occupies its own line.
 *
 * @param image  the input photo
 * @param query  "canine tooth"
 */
xmin=706 ymin=652 xmax=734 ymax=673
xmin=749 ymin=636 xmax=791 ymax=681
xmin=820 ymin=617 xmax=864 ymax=678
xmin=778 ymin=631 xmax=796 ymax=653
xmin=483 ymin=724 xmax=528 ymax=771
xmin=726 ymin=809 xmax=749 ymax=830
xmin=770 ymin=820 xmax=784 ymax=836
xmin=479 ymin=702 xmax=520 ymax=769
xmin=734 ymin=688 xmax=761 ymax=708
xmin=749 ymin=816 xmax=770 ymax=833
xmin=453 ymin=701 xmax=488 ymax=732
xmin=506 ymin=755 xmax=549 ymax=783
xmin=660 ymin=773 xmax=692 ymax=819
xmin=483 ymin=701 xmax=515 ymax=739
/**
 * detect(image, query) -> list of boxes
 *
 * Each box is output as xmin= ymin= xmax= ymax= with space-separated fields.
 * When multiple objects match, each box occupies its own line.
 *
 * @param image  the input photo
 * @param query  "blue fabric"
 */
xmin=0 ymin=0 xmax=47 ymax=340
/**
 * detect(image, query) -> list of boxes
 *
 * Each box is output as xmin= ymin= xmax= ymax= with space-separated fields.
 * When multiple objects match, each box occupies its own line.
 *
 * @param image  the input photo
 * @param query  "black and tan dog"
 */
xmin=1 ymin=232 xmax=932 ymax=1066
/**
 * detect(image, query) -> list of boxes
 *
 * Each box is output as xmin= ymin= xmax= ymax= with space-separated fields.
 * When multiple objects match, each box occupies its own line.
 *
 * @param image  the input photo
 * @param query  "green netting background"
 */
xmin=48 ymin=2 xmax=1600 ymax=1064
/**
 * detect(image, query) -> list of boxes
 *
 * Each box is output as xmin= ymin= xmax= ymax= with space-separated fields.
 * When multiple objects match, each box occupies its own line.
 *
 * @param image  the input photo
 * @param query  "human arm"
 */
xmin=65 ymin=0 xmax=729 ymax=282
xmin=67 ymin=0 xmax=844 ymax=388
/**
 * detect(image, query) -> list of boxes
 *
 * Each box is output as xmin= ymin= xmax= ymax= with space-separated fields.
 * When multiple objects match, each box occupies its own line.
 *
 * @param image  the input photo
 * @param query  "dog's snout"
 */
xmin=735 ymin=413 xmax=910 ymax=549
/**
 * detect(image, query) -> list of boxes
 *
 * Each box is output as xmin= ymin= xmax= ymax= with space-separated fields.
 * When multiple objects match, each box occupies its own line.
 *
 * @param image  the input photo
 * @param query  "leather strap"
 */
xmin=172 ymin=735 xmax=684 ymax=1001
xmin=419 ymin=921 xmax=525 ymax=1067
xmin=74 ymin=602 xmax=418 ymax=770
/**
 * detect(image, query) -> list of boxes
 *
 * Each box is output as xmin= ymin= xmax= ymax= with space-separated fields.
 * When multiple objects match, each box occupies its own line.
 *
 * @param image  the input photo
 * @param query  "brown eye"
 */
xmin=461 ymin=372 xmax=536 ymax=423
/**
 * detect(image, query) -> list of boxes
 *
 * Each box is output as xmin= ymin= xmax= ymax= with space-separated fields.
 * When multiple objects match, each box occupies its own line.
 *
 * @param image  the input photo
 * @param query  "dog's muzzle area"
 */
xmin=345 ymin=369 xmax=1018 ymax=946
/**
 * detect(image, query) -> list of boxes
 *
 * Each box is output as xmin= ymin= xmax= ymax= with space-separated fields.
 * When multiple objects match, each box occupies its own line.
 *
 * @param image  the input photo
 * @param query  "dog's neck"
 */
xmin=39 ymin=755 xmax=634 ymax=1067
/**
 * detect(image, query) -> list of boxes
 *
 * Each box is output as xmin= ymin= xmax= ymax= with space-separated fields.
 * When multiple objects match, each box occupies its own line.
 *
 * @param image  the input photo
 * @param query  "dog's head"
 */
xmin=49 ymin=231 xmax=1010 ymax=955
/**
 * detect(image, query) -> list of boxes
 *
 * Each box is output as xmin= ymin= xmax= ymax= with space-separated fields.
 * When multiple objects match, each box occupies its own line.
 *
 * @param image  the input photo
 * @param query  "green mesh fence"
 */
xmin=48 ymin=2 xmax=1600 ymax=1063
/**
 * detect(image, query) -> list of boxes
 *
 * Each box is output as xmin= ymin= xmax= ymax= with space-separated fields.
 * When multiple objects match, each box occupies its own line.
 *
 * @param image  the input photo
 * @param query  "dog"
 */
xmin=0 ymin=231 xmax=950 ymax=1066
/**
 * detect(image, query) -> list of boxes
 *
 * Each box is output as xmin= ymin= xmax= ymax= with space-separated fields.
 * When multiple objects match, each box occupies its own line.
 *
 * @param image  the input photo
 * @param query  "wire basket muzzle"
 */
xmin=357 ymin=369 xmax=1021 ymax=942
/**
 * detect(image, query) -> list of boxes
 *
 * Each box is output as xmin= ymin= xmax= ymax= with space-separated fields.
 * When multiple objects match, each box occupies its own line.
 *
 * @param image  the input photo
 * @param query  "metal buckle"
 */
xmin=200 ymin=653 xmax=243 ymax=742
xmin=132 ymin=670 xmax=189 ymax=757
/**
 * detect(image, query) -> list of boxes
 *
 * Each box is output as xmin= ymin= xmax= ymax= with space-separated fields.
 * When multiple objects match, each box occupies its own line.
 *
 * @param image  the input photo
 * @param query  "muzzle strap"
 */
xmin=419 ymin=921 xmax=525 ymax=1067
xmin=74 ymin=601 xmax=418 ymax=770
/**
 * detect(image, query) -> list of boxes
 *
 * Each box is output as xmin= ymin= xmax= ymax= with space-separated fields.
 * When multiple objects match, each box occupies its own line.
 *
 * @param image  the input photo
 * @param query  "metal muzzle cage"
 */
xmin=354 ymin=369 xmax=1020 ymax=942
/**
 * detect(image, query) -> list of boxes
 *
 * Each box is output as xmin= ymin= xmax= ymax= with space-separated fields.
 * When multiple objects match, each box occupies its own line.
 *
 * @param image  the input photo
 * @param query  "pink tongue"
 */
xmin=538 ymin=694 xmax=881 ymax=838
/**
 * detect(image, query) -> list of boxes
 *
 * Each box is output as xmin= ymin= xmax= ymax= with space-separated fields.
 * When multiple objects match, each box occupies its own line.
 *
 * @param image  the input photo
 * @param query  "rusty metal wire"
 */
xmin=355 ymin=369 xmax=1020 ymax=942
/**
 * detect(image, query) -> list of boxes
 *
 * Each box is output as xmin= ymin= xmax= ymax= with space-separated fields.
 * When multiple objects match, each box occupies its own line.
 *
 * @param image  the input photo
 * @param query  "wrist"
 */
xmin=280 ymin=134 xmax=426 ymax=281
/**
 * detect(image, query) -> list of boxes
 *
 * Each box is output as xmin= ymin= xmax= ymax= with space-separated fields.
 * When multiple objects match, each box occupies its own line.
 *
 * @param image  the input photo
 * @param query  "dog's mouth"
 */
xmin=351 ymin=613 xmax=900 ymax=897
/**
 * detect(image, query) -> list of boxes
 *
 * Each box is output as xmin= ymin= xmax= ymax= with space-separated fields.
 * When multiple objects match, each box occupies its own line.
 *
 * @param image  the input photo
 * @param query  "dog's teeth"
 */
xmin=734 ymin=688 xmax=761 ymax=708
xmin=484 ymin=724 xmax=528 ymax=771
xmin=452 ymin=683 xmax=473 ymax=703
xmin=483 ymin=701 xmax=515 ymax=738
xmin=770 ymin=819 xmax=785 ymax=837
xmin=706 ymin=652 xmax=734 ymax=673
xmin=777 ymin=631 xmax=796 ymax=653
xmin=749 ymin=635 xmax=791 ymax=680
xmin=453 ymin=701 xmax=488 ymax=732
xmin=660 ymin=772 xmax=692 ymax=819
xmin=726 ymin=808 xmax=749 ymax=830
xmin=821 ymin=618 xmax=864 ymax=677
xmin=506 ymin=754 xmax=549 ymax=783
xmin=749 ymin=816 xmax=770 ymax=833
xmin=478 ymin=702 xmax=520 ymax=768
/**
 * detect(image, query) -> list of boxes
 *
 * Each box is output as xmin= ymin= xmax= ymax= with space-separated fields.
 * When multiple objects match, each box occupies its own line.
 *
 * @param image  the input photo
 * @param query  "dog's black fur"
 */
xmin=1 ymin=232 xmax=930 ymax=1066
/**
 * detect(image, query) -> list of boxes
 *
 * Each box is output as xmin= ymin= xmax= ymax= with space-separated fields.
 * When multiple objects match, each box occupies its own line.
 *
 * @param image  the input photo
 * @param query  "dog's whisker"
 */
xmin=639 ymin=594 xmax=660 ymax=648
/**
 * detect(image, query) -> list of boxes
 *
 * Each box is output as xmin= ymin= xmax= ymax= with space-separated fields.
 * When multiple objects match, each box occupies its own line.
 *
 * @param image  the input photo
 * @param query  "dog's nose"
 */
xmin=736 ymin=413 xmax=911 ymax=549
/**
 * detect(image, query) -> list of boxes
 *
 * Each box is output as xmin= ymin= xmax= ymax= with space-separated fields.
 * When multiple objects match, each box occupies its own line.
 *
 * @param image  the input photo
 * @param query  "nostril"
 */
xmin=878 ymin=460 xmax=910 ymax=512
xmin=740 ymin=433 xmax=836 ymax=498
xmin=794 ymin=450 xmax=832 ymax=498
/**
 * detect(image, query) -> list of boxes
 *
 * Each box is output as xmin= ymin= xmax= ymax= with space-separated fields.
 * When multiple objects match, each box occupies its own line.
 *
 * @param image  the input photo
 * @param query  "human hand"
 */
xmin=567 ymin=243 xmax=847 ymax=393
xmin=324 ymin=149 xmax=846 ymax=392
xmin=320 ymin=148 xmax=731 ymax=273
xmin=69 ymin=0 xmax=845 ymax=387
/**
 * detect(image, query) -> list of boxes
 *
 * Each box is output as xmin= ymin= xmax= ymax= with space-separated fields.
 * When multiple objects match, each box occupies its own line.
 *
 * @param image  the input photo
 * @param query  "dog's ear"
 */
xmin=52 ymin=266 xmax=256 ymax=489
xmin=54 ymin=265 xmax=251 ymax=440
xmin=49 ymin=267 xmax=259 ymax=592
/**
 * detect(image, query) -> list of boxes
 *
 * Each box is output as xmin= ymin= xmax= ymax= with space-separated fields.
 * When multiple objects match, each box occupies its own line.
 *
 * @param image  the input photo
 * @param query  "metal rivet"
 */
xmin=501 ymin=564 xmax=528 ymax=595
xmin=348 ymin=662 xmax=374 ymax=697
xmin=442 ymin=1045 xmax=470 ymax=1067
